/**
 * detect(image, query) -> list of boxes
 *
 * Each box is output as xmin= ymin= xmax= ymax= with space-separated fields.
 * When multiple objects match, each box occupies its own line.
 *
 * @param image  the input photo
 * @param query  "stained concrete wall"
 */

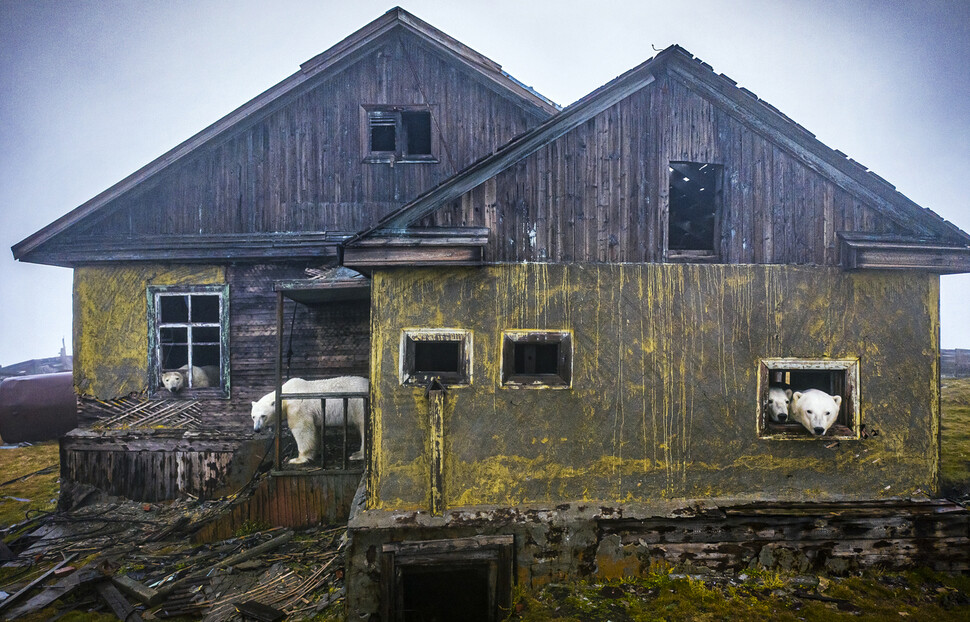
xmin=367 ymin=264 xmax=940 ymax=510
xmin=73 ymin=264 xmax=225 ymax=398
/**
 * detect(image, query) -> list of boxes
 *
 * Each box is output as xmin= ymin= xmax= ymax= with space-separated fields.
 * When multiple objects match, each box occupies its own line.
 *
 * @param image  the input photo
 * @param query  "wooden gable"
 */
xmin=13 ymin=8 xmax=556 ymax=267
xmin=345 ymin=46 xmax=970 ymax=272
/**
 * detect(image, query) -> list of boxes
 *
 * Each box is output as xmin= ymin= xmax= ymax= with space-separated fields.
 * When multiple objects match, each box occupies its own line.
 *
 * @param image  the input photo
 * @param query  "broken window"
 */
xmin=401 ymin=329 xmax=471 ymax=386
xmin=501 ymin=330 xmax=572 ymax=388
xmin=757 ymin=358 xmax=860 ymax=440
xmin=148 ymin=285 xmax=229 ymax=396
xmin=667 ymin=161 xmax=721 ymax=258
xmin=364 ymin=106 xmax=435 ymax=162
xmin=381 ymin=535 xmax=513 ymax=622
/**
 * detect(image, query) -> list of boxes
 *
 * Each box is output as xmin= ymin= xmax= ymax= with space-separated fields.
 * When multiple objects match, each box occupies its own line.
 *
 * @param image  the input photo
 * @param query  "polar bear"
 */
xmin=764 ymin=386 xmax=793 ymax=423
xmin=251 ymin=376 xmax=368 ymax=465
xmin=790 ymin=388 xmax=842 ymax=436
xmin=161 ymin=365 xmax=218 ymax=393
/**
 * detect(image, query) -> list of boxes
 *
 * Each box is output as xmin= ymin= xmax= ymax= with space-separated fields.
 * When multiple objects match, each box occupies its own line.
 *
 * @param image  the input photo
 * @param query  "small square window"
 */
xmin=667 ymin=161 xmax=721 ymax=259
xmin=757 ymin=358 xmax=860 ymax=440
xmin=364 ymin=106 xmax=436 ymax=162
xmin=401 ymin=329 xmax=471 ymax=386
xmin=502 ymin=331 xmax=572 ymax=388
xmin=148 ymin=285 xmax=229 ymax=397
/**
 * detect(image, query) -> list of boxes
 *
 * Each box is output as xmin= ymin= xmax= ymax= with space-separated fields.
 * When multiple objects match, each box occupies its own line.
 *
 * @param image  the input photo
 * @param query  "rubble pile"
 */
xmin=0 ymin=499 xmax=346 ymax=620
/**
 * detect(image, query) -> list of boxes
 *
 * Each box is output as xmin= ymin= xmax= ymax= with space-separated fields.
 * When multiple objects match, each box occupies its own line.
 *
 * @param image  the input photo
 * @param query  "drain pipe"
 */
xmin=425 ymin=377 xmax=446 ymax=516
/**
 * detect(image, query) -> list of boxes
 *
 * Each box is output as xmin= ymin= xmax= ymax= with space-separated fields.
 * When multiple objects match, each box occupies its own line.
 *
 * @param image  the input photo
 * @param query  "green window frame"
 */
xmin=147 ymin=284 xmax=230 ymax=397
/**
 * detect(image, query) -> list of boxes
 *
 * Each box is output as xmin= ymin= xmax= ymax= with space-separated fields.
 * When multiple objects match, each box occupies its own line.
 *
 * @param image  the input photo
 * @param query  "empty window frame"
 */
xmin=363 ymin=105 xmax=436 ymax=162
xmin=667 ymin=161 xmax=722 ymax=258
xmin=757 ymin=358 xmax=860 ymax=440
xmin=501 ymin=330 xmax=572 ymax=388
xmin=148 ymin=285 xmax=229 ymax=396
xmin=381 ymin=535 xmax=513 ymax=622
xmin=401 ymin=329 xmax=472 ymax=386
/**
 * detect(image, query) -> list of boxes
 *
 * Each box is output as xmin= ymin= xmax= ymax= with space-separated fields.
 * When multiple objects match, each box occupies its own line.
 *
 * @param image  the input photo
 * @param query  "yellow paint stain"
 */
xmin=368 ymin=263 xmax=939 ymax=510
xmin=74 ymin=264 xmax=224 ymax=398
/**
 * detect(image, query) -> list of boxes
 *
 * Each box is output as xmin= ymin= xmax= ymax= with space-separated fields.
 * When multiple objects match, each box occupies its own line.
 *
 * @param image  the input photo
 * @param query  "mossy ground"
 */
xmin=0 ymin=441 xmax=59 ymax=530
xmin=506 ymin=568 xmax=970 ymax=622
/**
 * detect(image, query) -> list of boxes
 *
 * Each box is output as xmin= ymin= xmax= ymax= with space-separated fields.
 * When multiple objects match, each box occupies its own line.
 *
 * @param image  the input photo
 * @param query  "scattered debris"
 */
xmin=0 ymin=498 xmax=347 ymax=620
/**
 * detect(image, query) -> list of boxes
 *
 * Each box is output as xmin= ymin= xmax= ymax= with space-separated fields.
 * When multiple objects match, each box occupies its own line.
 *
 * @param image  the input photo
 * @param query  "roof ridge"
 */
xmin=13 ymin=8 xmax=558 ymax=262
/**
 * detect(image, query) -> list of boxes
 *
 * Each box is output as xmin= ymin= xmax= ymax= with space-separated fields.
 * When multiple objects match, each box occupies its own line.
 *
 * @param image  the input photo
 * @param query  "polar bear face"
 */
xmin=764 ymin=387 xmax=792 ymax=423
xmin=161 ymin=371 xmax=186 ymax=393
xmin=791 ymin=389 xmax=842 ymax=436
xmin=251 ymin=394 xmax=276 ymax=432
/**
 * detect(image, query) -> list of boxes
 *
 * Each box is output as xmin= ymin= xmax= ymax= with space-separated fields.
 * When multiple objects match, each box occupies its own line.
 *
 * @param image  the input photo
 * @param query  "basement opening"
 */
xmin=382 ymin=536 xmax=513 ymax=622
xmin=757 ymin=358 xmax=860 ymax=440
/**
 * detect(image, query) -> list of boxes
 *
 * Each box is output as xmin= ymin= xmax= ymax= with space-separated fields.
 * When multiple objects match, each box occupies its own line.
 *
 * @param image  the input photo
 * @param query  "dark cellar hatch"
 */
xmin=382 ymin=535 xmax=513 ymax=622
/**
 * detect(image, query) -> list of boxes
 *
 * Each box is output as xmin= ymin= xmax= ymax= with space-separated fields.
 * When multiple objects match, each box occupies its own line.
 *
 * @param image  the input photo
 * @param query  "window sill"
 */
xmin=363 ymin=155 xmax=438 ymax=164
xmin=150 ymin=388 xmax=230 ymax=400
xmin=502 ymin=375 xmax=571 ymax=389
xmin=760 ymin=423 xmax=859 ymax=441
xmin=666 ymin=250 xmax=720 ymax=263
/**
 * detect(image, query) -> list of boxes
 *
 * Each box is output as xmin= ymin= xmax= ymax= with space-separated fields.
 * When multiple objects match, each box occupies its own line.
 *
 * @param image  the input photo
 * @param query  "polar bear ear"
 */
xmin=791 ymin=392 xmax=802 ymax=404
xmin=785 ymin=389 xmax=793 ymax=399
xmin=833 ymin=395 xmax=842 ymax=408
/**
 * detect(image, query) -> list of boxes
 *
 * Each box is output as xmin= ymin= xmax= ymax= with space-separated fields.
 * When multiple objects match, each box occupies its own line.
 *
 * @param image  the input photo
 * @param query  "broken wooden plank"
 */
xmin=96 ymin=581 xmax=145 ymax=622
xmin=111 ymin=574 xmax=160 ymax=606
xmin=5 ymin=566 xmax=100 ymax=620
xmin=154 ymin=530 xmax=294 ymax=600
xmin=0 ymin=552 xmax=78 ymax=614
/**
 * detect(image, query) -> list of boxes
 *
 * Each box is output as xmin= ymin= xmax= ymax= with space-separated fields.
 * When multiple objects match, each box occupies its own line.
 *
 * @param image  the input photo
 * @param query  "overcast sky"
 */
xmin=1 ymin=0 xmax=969 ymax=366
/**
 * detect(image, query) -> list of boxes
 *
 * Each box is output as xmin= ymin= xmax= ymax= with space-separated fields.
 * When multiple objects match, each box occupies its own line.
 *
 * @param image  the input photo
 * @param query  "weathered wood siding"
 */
xmin=228 ymin=263 xmax=370 ymax=406
xmin=61 ymin=30 xmax=548 ymax=244
xmin=426 ymin=73 xmax=909 ymax=264
xmin=368 ymin=264 xmax=939 ymax=510
xmin=195 ymin=471 xmax=363 ymax=541
xmin=59 ymin=432 xmax=263 ymax=503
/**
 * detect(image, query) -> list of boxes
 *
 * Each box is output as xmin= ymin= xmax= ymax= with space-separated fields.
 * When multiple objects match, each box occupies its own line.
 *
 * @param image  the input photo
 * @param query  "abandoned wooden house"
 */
xmin=12 ymin=7 xmax=970 ymax=621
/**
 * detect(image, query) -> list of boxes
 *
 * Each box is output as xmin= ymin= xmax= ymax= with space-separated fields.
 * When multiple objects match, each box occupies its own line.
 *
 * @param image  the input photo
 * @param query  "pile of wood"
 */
xmin=0 ymin=498 xmax=346 ymax=620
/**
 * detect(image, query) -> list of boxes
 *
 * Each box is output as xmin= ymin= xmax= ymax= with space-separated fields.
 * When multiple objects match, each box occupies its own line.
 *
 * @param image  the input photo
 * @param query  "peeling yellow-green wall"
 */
xmin=74 ymin=264 xmax=225 ymax=398
xmin=368 ymin=264 xmax=940 ymax=510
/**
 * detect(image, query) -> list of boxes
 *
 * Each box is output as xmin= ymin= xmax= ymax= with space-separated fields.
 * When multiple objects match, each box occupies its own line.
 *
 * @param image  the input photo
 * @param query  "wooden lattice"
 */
xmin=82 ymin=394 xmax=203 ymax=430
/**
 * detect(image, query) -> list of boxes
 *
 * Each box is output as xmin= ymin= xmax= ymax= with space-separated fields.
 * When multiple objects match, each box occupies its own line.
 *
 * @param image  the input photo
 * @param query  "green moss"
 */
xmin=0 ymin=441 xmax=59 ymax=530
xmin=505 ymin=569 xmax=970 ymax=622
xmin=941 ymin=378 xmax=970 ymax=488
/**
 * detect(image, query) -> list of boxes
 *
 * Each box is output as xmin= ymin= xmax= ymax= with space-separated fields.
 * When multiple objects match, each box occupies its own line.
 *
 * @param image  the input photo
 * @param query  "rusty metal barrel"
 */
xmin=0 ymin=372 xmax=77 ymax=443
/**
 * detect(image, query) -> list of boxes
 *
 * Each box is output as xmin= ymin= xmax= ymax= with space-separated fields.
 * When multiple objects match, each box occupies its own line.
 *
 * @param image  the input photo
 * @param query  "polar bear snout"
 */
xmin=251 ymin=399 xmax=275 ymax=433
xmin=813 ymin=426 xmax=825 ymax=436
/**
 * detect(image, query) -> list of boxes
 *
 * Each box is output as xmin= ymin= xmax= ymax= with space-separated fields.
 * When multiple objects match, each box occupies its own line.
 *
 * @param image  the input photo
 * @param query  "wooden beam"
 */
xmin=343 ymin=245 xmax=484 ymax=267
xmin=840 ymin=236 xmax=970 ymax=273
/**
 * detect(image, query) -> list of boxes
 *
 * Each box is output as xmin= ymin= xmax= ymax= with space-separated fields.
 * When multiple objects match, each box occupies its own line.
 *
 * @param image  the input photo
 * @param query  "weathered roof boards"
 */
xmin=13 ymin=7 xmax=970 ymax=271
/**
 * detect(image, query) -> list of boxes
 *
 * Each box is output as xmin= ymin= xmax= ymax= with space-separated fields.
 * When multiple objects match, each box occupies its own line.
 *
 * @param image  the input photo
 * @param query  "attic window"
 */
xmin=364 ymin=106 xmax=436 ymax=162
xmin=148 ymin=285 xmax=229 ymax=397
xmin=757 ymin=358 xmax=860 ymax=440
xmin=667 ymin=161 xmax=721 ymax=259
xmin=501 ymin=331 xmax=572 ymax=388
xmin=401 ymin=329 xmax=471 ymax=386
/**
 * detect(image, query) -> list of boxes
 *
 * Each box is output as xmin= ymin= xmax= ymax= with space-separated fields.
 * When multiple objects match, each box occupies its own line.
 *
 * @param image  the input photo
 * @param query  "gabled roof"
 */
xmin=12 ymin=7 xmax=558 ymax=263
xmin=347 ymin=45 xmax=970 ymax=248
